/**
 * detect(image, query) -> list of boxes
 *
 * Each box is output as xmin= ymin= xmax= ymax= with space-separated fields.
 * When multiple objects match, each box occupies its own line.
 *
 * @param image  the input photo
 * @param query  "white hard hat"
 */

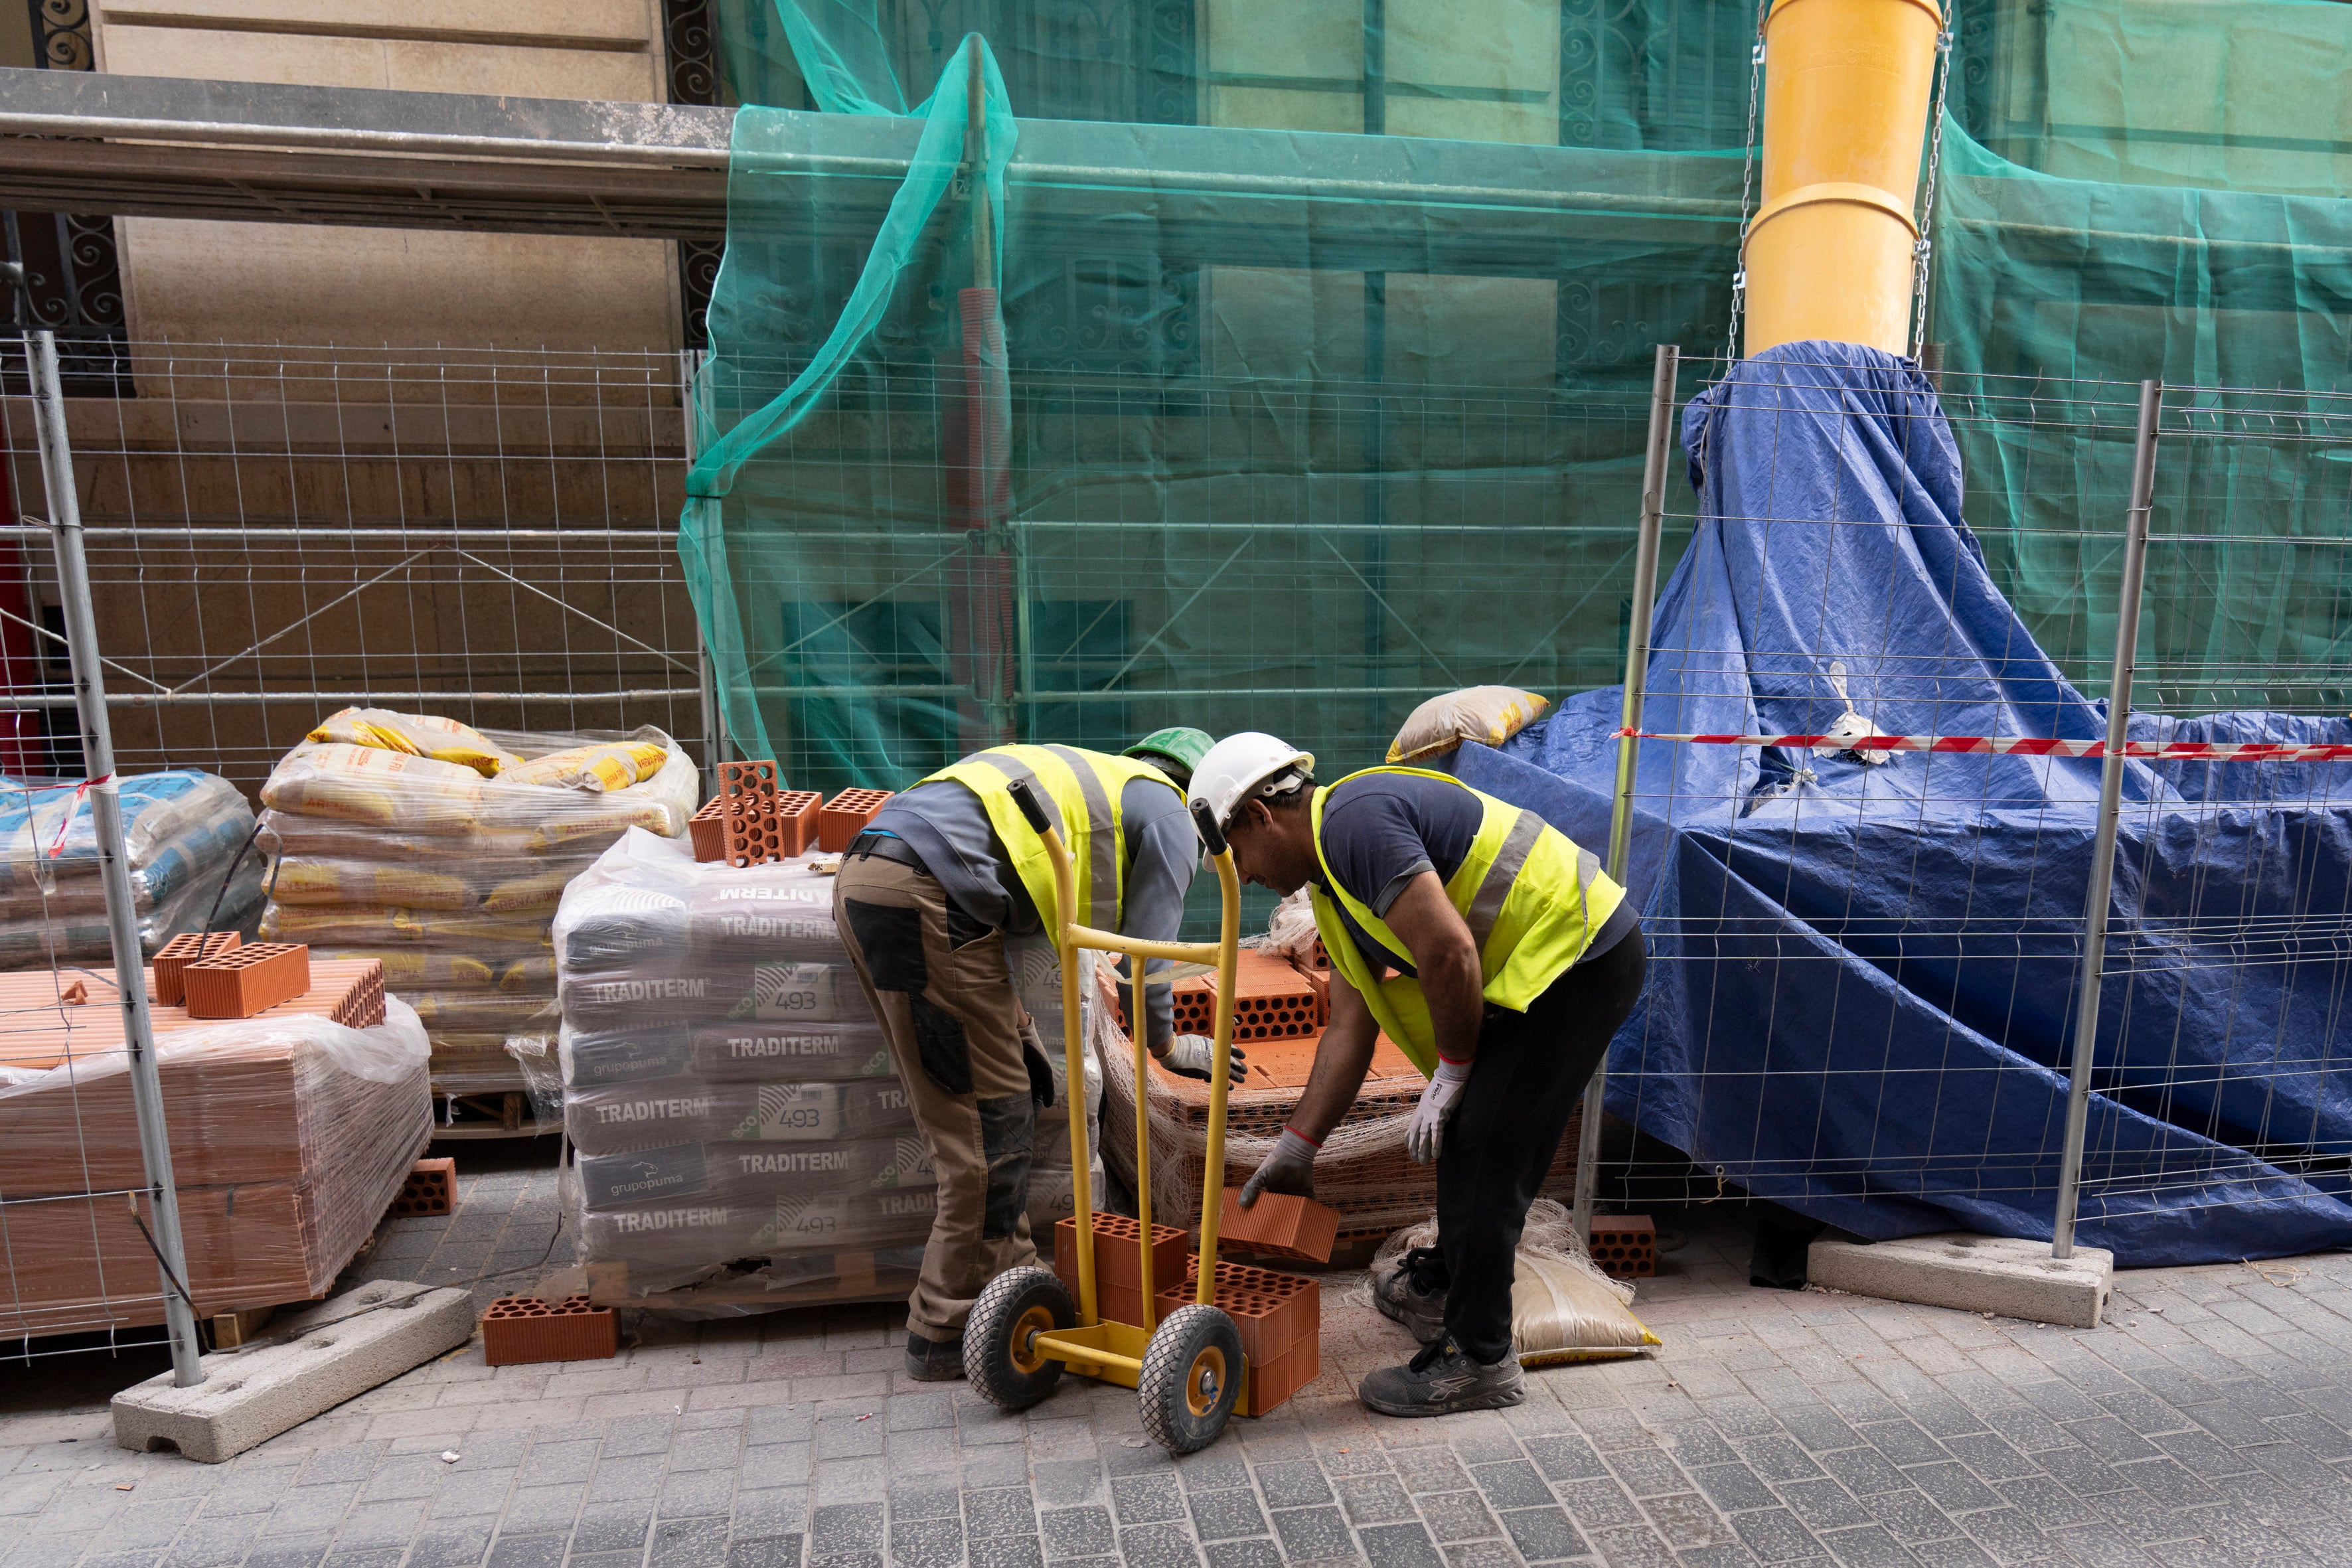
xmin=1190 ymin=732 xmax=1316 ymax=833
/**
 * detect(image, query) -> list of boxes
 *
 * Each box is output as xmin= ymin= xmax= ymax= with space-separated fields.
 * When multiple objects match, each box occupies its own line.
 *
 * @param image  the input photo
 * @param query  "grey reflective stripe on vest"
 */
xmin=971 ymin=747 xmax=1059 ymax=836
xmin=1044 ymin=744 xmax=1120 ymax=926
xmin=1462 ymin=808 xmax=1545 ymax=949
xmin=1461 ymin=808 xmax=1601 ymax=953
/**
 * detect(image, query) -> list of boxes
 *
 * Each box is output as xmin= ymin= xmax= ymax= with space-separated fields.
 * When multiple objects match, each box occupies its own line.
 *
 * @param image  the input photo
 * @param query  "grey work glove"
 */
xmin=1154 ymin=1033 xmax=1248 ymax=1083
xmin=1239 ymin=1126 xmax=1318 ymax=1206
xmin=1405 ymin=1056 xmax=1474 ymax=1164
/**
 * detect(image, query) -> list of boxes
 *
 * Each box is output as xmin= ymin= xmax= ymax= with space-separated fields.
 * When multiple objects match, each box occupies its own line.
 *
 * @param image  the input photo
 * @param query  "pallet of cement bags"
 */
xmin=553 ymin=826 xmax=1103 ymax=1312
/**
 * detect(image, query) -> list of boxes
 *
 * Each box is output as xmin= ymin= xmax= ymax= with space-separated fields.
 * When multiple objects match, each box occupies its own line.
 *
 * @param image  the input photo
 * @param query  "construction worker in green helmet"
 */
xmin=1121 ymin=726 xmax=1214 ymax=793
xmin=1189 ymin=732 xmax=1646 ymax=1418
xmin=832 ymin=732 xmax=1243 ymax=1383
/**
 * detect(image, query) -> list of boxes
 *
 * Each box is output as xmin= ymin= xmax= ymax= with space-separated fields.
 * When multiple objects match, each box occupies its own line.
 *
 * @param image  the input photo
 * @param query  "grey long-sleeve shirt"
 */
xmin=870 ymin=775 xmax=1199 ymax=1046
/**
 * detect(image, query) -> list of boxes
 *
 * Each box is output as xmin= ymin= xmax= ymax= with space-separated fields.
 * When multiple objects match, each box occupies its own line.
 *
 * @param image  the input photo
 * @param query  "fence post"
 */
xmin=678 ymin=348 xmax=728 ymax=792
xmin=26 ymin=330 xmax=206 ymax=1385
xmin=2052 ymin=376 xmax=2159 ymax=1261
xmin=1573 ymin=343 xmax=1678 ymax=1242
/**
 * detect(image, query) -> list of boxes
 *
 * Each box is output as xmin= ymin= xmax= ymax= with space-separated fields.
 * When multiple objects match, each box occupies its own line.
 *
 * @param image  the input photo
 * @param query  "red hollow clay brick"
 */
xmin=480 ymin=1294 xmax=619 ymax=1366
xmin=689 ymin=796 xmax=726 ymax=863
xmin=330 ymin=962 xmax=386 ymax=1030
xmin=719 ymin=759 xmax=784 ymax=867
xmin=183 ymin=943 xmax=311 ymax=1020
xmin=153 ymin=931 xmax=240 ymax=1007
xmin=1243 ymin=1336 xmax=1320 ymax=1414
xmin=1217 ymin=1187 xmax=1338 ymax=1264
xmin=1054 ymin=1211 xmax=1188 ymax=1324
xmin=1156 ymin=1257 xmax=1319 ymax=1364
xmin=774 ymin=790 xmax=822 ymax=857
xmin=819 ymin=788 xmax=894 ymax=852
xmin=1589 ymin=1214 xmax=1657 ymax=1279
xmin=390 ymin=1156 xmax=456 ymax=1218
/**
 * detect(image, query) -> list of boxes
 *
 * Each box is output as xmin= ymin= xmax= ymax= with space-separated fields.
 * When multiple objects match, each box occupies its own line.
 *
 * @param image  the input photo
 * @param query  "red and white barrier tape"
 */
xmin=2 ymin=774 xmax=116 ymax=856
xmin=1619 ymin=730 xmax=2352 ymax=763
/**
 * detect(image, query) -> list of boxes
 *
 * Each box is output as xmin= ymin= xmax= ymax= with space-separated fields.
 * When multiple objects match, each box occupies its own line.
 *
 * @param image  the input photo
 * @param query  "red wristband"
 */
xmin=1284 ymin=1123 xmax=1323 ymax=1149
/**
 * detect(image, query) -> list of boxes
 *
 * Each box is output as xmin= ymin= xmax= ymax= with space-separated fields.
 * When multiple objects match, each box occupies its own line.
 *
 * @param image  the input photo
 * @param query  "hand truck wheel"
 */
xmin=1137 ymin=1304 xmax=1244 ymax=1452
xmin=963 ymin=1266 xmax=1075 ymax=1411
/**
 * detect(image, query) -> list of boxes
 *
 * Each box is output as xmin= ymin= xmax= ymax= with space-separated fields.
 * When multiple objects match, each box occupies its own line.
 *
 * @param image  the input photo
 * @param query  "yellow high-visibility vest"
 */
xmin=924 ymin=744 xmax=1181 ymax=929
xmin=1307 ymin=766 xmax=1624 ymax=1074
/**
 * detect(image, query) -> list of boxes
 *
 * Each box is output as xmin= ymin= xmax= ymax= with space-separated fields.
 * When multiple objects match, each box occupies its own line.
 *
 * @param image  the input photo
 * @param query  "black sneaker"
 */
xmin=1358 ymin=1339 xmax=1525 ymax=1417
xmin=1372 ymin=1247 xmax=1447 ymax=1345
xmin=905 ymin=1330 xmax=965 ymax=1381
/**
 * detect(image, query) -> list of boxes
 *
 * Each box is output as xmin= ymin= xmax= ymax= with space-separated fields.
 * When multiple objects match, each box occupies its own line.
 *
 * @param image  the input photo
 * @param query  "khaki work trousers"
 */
xmin=834 ymin=852 xmax=1051 ymax=1342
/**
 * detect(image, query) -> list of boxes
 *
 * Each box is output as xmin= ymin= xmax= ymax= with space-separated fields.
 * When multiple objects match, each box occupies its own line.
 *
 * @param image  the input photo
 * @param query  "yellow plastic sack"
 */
xmin=269 ymin=857 xmax=471 ymax=910
xmin=260 ymin=744 xmax=485 ymax=832
xmin=1387 ymin=686 xmax=1551 ymax=763
xmin=307 ymin=708 xmax=517 ymax=777
xmin=480 ymin=870 xmax=573 ymax=915
xmin=498 ymin=740 xmax=671 ymax=793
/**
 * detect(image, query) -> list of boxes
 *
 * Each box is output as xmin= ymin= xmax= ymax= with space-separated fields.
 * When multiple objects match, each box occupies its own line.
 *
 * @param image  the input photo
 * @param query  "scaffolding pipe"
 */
xmin=1574 ymin=343 xmax=1679 ymax=1240
xmin=26 ymin=330 xmax=206 ymax=1387
xmin=2051 ymin=377 xmax=2160 ymax=1261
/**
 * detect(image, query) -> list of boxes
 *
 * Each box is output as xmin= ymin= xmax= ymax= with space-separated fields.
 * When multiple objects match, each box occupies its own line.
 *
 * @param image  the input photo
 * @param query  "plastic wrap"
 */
xmin=258 ymin=719 xmax=694 ymax=1098
xmin=0 ymin=855 xmax=266 ymax=967
xmin=554 ymin=828 xmax=1101 ymax=1308
xmin=0 ymin=995 xmax=431 ymax=1335
xmin=1358 ymin=1200 xmax=1658 ymax=1368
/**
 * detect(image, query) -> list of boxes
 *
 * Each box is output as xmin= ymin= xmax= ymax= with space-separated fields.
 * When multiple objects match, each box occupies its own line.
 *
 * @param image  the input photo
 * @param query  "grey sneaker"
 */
xmin=905 ymin=1330 xmax=965 ymax=1381
xmin=1372 ymin=1247 xmax=1447 ymax=1344
xmin=1358 ymin=1340 xmax=1525 ymax=1417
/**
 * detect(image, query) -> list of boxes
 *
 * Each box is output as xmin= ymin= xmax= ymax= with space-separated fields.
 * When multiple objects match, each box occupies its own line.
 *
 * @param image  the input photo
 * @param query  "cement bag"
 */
xmin=307 ymin=708 xmax=517 ymax=777
xmin=1387 ymin=686 xmax=1551 ymax=763
xmin=261 ymin=744 xmax=486 ymax=833
xmin=1365 ymin=1199 xmax=1658 ymax=1367
xmin=499 ymin=739 xmax=671 ymax=793
xmin=270 ymin=857 xmax=473 ymax=910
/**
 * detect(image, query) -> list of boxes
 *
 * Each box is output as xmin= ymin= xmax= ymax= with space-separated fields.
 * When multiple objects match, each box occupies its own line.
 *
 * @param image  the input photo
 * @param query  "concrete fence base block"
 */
xmin=112 ymin=1281 xmax=474 ymax=1462
xmin=1806 ymin=1232 xmax=2114 ymax=1328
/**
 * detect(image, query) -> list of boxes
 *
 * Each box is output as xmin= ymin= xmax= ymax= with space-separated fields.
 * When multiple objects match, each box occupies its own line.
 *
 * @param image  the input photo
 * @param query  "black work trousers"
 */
xmin=1430 ymin=923 xmax=1648 ymax=1364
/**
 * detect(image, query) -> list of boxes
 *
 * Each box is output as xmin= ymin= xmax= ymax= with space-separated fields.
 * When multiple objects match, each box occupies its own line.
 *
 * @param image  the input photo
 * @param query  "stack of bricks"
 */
xmin=1111 ymin=950 xmax=1326 ymax=1057
xmin=1156 ymin=1258 xmax=1319 ymax=1415
xmin=1051 ymin=1210 xmax=1188 ymax=1325
xmin=701 ymin=760 xmax=824 ymax=867
xmin=0 ymin=956 xmax=427 ymax=1336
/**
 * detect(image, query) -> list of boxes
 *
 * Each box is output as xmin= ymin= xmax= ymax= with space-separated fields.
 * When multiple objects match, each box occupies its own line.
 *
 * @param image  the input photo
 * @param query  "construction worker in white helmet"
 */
xmin=1190 ymin=732 xmax=1646 ymax=1417
xmin=833 ymin=732 xmax=1243 ymax=1382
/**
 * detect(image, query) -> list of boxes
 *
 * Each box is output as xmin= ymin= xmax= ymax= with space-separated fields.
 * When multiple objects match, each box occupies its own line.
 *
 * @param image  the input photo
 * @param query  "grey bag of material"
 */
xmin=1365 ymin=1199 xmax=1660 ymax=1367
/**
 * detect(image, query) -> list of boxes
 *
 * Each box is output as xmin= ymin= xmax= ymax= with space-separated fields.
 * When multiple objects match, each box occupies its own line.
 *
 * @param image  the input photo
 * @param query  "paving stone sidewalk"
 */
xmin=11 ymin=1146 xmax=2352 ymax=1568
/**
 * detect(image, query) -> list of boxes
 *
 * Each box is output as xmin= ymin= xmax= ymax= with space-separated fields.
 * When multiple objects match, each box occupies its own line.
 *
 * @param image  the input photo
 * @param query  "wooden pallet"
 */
xmin=430 ymin=1088 xmax=560 ymax=1138
xmin=585 ymin=1250 xmax=920 ymax=1312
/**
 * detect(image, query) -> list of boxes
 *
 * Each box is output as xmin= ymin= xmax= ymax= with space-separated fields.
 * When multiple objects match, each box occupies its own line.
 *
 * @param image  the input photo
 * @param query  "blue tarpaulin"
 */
xmin=1454 ymin=343 xmax=2352 ymax=1266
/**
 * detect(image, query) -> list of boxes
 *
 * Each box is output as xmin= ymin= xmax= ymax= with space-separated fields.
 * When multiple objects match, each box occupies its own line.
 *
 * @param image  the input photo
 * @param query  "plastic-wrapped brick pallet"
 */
xmin=0 ymin=771 xmax=264 ymax=967
xmin=553 ymin=828 xmax=1101 ymax=1311
xmin=256 ymin=715 xmax=698 ymax=1102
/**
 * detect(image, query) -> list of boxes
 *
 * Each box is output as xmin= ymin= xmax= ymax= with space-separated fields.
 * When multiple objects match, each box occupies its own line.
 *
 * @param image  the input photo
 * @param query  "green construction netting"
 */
xmin=682 ymin=0 xmax=2352 ymax=817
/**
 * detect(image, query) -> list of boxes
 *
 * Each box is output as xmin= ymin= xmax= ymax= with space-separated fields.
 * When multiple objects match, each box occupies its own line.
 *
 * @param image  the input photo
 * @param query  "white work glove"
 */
xmin=1154 ymin=1033 xmax=1248 ymax=1083
xmin=1405 ymin=1057 xmax=1474 ymax=1164
xmin=1239 ymin=1126 xmax=1318 ymax=1206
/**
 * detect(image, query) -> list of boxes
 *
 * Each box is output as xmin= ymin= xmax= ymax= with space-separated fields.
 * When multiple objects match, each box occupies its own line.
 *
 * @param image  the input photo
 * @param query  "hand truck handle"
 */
xmin=1008 ymin=776 xmax=1053 ymax=836
xmin=1190 ymin=799 xmax=1227 ymax=857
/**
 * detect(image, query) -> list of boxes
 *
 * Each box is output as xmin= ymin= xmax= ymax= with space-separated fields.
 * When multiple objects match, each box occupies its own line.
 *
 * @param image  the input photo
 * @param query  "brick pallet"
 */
xmin=0 ymin=957 xmax=428 ymax=1338
xmin=1099 ymin=969 xmax=1582 ymax=1245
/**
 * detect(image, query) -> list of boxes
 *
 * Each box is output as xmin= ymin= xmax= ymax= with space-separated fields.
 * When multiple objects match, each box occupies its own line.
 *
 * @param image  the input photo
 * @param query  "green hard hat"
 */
xmin=1123 ymin=726 xmax=1215 ymax=787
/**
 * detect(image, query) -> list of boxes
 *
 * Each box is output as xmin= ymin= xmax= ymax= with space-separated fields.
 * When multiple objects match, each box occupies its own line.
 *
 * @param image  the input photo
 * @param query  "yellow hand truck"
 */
xmin=961 ymin=779 xmax=1246 ymax=1452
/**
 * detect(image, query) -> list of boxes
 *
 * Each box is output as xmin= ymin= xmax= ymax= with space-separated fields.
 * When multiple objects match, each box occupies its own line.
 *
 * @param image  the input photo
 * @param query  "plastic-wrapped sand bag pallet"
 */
xmin=1360 ymin=1200 xmax=1659 ymax=1367
xmin=550 ymin=828 xmax=1099 ymax=1314
xmin=0 ymin=771 xmax=263 ymax=966
xmin=256 ymin=714 xmax=696 ymax=1110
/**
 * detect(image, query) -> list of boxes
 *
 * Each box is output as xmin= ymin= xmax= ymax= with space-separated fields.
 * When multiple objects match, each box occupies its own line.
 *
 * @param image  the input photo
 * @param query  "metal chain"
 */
xmin=1725 ymin=0 xmax=1771 ymax=366
xmin=1909 ymin=21 xmax=1956 ymax=361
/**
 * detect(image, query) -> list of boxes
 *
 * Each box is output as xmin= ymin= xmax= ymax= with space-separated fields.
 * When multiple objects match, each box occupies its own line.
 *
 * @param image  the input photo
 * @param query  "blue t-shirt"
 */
xmin=1312 ymin=772 xmax=1635 ymax=979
